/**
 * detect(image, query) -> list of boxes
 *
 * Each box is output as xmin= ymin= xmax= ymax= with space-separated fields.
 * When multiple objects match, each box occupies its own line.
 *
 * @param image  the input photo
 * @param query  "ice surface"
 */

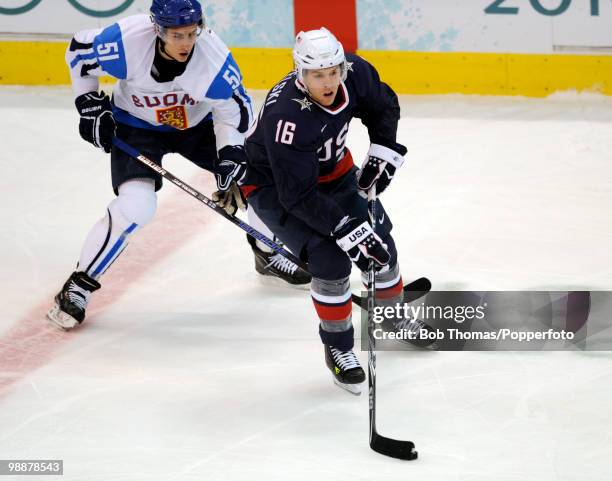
xmin=0 ymin=87 xmax=611 ymax=480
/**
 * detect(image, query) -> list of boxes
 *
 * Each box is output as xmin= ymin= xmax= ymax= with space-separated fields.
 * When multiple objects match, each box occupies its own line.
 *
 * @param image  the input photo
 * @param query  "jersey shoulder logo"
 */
xmin=92 ymin=23 xmax=127 ymax=79
xmin=205 ymin=53 xmax=242 ymax=100
xmin=291 ymin=97 xmax=313 ymax=111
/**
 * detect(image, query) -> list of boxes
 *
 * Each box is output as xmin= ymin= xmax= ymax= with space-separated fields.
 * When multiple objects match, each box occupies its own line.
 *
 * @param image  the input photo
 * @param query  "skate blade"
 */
xmin=395 ymin=338 xmax=439 ymax=351
xmin=46 ymin=304 xmax=78 ymax=331
xmin=255 ymin=273 xmax=311 ymax=291
xmin=333 ymin=377 xmax=362 ymax=396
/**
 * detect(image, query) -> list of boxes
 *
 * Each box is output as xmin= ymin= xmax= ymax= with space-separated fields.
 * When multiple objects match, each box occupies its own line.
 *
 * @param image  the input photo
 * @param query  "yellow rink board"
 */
xmin=1 ymin=41 xmax=610 ymax=97
xmin=358 ymin=50 xmax=612 ymax=97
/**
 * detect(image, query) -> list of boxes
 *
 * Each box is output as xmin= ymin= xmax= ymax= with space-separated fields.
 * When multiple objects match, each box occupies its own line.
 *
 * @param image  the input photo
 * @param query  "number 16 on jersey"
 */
xmin=275 ymin=120 xmax=296 ymax=145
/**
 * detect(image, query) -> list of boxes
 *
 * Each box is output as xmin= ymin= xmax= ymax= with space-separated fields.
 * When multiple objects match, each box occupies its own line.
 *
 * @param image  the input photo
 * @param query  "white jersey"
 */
xmin=66 ymin=14 xmax=253 ymax=149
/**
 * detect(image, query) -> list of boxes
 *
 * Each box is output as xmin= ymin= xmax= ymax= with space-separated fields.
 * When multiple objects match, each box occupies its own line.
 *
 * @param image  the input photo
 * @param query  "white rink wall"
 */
xmin=357 ymin=0 xmax=612 ymax=52
xmin=1 ymin=0 xmax=611 ymax=52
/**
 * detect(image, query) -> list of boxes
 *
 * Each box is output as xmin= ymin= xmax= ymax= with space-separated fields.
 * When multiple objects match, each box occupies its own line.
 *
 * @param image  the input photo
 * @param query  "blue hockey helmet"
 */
xmin=150 ymin=0 xmax=204 ymax=29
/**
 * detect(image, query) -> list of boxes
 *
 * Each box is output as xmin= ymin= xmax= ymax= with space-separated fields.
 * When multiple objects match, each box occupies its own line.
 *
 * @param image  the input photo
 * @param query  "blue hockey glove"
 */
xmin=75 ymin=91 xmax=115 ymax=153
xmin=333 ymin=216 xmax=390 ymax=272
xmin=356 ymin=143 xmax=405 ymax=195
xmin=214 ymin=145 xmax=247 ymax=192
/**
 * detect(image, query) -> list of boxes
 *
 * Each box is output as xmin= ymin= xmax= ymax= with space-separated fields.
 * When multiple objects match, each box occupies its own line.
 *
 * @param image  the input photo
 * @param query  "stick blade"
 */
xmin=370 ymin=434 xmax=418 ymax=460
xmin=352 ymin=276 xmax=431 ymax=306
xmin=404 ymin=277 xmax=432 ymax=303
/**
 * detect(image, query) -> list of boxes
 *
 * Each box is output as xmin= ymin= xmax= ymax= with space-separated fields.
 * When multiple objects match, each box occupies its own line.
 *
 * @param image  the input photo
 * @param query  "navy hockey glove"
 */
xmin=212 ymin=182 xmax=246 ymax=216
xmin=214 ymin=145 xmax=247 ymax=192
xmin=333 ymin=216 xmax=390 ymax=272
xmin=356 ymin=144 xmax=406 ymax=195
xmin=75 ymin=91 xmax=115 ymax=153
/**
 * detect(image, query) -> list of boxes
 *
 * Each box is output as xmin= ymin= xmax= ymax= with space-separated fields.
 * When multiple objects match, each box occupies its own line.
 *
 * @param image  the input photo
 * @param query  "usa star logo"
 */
xmin=292 ymin=97 xmax=313 ymax=111
xmin=346 ymin=61 xmax=354 ymax=72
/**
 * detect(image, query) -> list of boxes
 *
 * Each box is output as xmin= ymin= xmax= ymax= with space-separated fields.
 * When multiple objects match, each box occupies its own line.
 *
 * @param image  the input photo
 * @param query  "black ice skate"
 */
xmin=247 ymin=234 xmax=311 ymax=287
xmin=325 ymin=345 xmax=366 ymax=395
xmin=47 ymin=271 xmax=101 ymax=330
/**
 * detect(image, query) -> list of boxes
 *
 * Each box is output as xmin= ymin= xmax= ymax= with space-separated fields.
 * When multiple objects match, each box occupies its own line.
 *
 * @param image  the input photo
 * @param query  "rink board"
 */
xmin=1 ymin=41 xmax=611 ymax=97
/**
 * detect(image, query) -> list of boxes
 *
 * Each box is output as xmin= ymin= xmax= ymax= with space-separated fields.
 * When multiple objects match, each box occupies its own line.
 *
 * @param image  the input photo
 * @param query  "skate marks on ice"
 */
xmin=0 ymin=174 xmax=219 ymax=396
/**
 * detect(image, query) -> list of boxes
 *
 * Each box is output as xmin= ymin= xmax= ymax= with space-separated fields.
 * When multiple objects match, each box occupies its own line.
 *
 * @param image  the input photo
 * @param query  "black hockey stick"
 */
xmin=112 ymin=137 xmax=308 ymax=271
xmin=352 ymin=276 xmax=431 ymax=306
xmin=367 ymin=185 xmax=418 ymax=461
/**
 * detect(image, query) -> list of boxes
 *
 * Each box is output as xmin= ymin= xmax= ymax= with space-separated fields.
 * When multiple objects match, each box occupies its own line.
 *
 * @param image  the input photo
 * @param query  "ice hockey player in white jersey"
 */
xmin=48 ymin=0 xmax=307 ymax=329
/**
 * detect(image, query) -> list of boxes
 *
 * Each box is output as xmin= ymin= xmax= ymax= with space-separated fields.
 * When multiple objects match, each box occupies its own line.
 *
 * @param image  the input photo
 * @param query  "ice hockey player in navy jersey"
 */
xmin=243 ymin=28 xmax=410 ymax=394
xmin=47 ymin=0 xmax=309 ymax=329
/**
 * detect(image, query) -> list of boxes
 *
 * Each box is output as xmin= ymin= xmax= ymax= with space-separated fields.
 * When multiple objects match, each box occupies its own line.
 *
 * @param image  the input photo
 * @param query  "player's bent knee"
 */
xmin=112 ymin=178 xmax=158 ymax=227
xmin=308 ymin=238 xmax=352 ymax=280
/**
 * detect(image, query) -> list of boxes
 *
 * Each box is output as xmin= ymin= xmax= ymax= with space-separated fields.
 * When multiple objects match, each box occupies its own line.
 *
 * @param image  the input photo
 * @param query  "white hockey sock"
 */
xmin=78 ymin=178 xmax=157 ymax=280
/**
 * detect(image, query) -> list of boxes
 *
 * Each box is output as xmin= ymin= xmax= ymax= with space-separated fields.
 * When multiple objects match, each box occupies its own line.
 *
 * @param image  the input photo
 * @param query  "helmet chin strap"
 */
xmin=295 ymin=77 xmax=309 ymax=95
xmin=158 ymin=39 xmax=173 ymax=60
xmin=153 ymin=24 xmax=179 ymax=62
xmin=157 ymin=37 xmax=186 ymax=63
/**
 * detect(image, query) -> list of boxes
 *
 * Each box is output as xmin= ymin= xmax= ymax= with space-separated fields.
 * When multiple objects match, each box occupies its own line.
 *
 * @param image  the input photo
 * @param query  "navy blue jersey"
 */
xmin=245 ymin=54 xmax=406 ymax=236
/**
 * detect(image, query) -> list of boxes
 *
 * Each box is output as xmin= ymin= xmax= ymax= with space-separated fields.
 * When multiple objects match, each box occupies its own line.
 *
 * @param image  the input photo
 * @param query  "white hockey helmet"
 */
xmin=293 ymin=27 xmax=348 ymax=83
